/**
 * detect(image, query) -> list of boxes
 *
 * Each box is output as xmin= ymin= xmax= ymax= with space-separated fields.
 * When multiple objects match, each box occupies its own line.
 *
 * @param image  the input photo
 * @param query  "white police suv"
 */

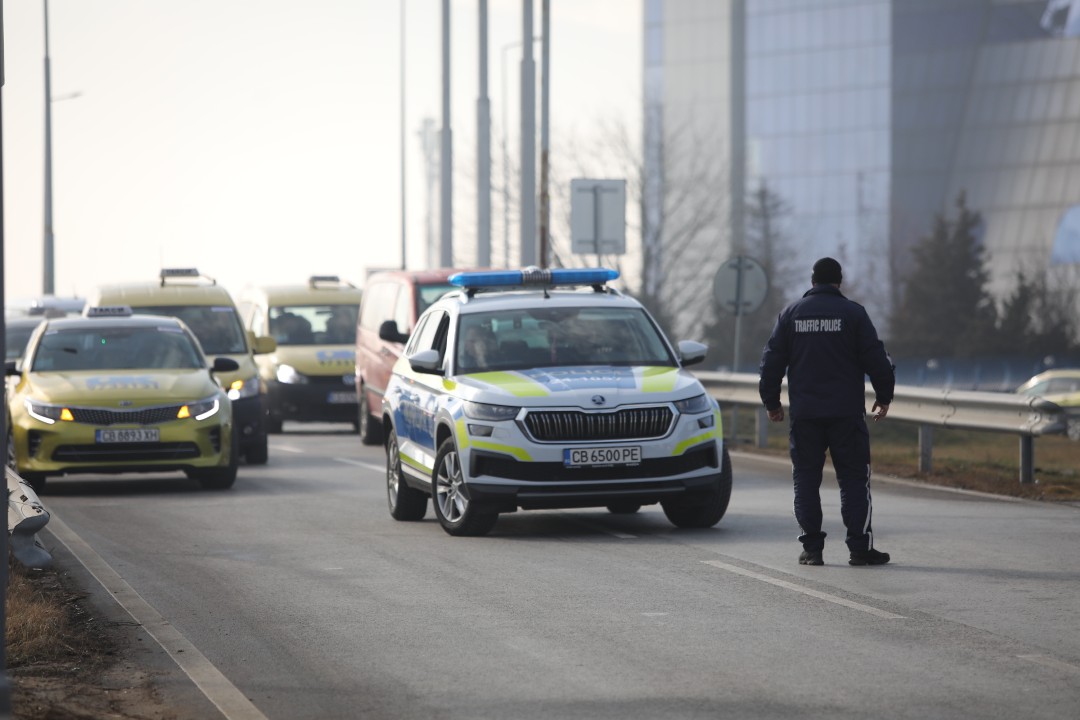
xmin=381 ymin=268 xmax=732 ymax=536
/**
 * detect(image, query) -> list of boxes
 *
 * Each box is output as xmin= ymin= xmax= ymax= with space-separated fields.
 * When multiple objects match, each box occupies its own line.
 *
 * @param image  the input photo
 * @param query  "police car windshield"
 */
xmin=31 ymin=326 xmax=204 ymax=372
xmin=455 ymin=306 xmax=676 ymax=374
xmin=134 ymin=305 xmax=248 ymax=355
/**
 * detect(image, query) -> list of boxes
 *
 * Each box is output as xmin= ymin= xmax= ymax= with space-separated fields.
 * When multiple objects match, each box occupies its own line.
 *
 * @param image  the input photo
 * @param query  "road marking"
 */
xmin=556 ymin=513 xmax=638 ymax=539
xmin=46 ymin=514 xmax=269 ymax=720
xmin=334 ymin=457 xmax=386 ymax=473
xmin=701 ymin=560 xmax=906 ymax=620
xmin=1018 ymin=654 xmax=1080 ymax=675
xmin=272 ymin=444 xmax=304 ymax=454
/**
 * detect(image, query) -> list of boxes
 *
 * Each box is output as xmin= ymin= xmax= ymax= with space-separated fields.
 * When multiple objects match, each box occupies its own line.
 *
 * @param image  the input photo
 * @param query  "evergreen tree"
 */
xmin=889 ymin=192 xmax=997 ymax=358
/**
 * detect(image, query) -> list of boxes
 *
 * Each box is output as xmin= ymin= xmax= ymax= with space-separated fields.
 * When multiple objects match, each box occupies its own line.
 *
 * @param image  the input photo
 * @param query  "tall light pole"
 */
xmin=439 ymin=0 xmax=453 ymax=268
xmin=43 ymin=0 xmax=54 ymax=295
xmin=399 ymin=0 xmax=407 ymax=270
xmin=1 ymin=3 xmax=15 ymax=714
xmin=519 ymin=0 xmax=537 ymax=266
xmin=538 ymin=0 xmax=550 ymax=268
xmin=477 ymin=1 xmax=491 ymax=267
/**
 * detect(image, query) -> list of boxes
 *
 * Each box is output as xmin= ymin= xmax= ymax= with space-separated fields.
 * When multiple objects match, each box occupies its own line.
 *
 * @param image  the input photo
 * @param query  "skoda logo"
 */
xmin=591 ymin=395 xmax=606 ymax=406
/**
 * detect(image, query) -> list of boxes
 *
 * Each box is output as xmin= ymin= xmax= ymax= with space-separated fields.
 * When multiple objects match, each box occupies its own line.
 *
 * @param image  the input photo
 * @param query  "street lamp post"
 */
xmin=43 ymin=0 xmax=54 ymax=295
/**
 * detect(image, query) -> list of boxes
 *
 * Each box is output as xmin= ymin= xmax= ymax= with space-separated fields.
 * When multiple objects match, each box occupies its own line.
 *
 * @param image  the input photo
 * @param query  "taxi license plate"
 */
xmin=95 ymin=428 xmax=160 ymax=443
xmin=327 ymin=391 xmax=356 ymax=404
xmin=564 ymin=446 xmax=641 ymax=467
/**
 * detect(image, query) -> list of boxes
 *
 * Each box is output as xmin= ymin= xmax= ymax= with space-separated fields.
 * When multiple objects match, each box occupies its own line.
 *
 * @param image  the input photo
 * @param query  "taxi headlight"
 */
xmin=674 ymin=393 xmax=711 ymax=415
xmin=463 ymin=401 xmax=520 ymax=421
xmin=180 ymin=396 xmax=221 ymax=421
xmin=25 ymin=399 xmax=67 ymax=424
xmin=276 ymin=364 xmax=308 ymax=384
xmin=228 ymin=376 xmax=260 ymax=400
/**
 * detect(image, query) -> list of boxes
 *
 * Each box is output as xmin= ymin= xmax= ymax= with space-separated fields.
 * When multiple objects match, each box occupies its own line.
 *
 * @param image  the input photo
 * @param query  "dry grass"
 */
xmin=5 ymin=561 xmax=77 ymax=666
xmin=723 ymin=408 xmax=1080 ymax=501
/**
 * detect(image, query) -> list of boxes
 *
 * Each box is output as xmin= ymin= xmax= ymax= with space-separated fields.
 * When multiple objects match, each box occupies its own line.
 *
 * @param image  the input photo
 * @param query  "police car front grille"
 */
xmin=68 ymin=405 xmax=183 ymax=426
xmin=523 ymin=407 xmax=674 ymax=442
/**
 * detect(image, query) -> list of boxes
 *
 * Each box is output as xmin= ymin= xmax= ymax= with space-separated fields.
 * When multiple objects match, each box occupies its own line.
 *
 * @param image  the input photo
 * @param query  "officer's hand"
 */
xmin=767 ymin=406 xmax=785 ymax=422
xmin=872 ymin=402 xmax=889 ymax=421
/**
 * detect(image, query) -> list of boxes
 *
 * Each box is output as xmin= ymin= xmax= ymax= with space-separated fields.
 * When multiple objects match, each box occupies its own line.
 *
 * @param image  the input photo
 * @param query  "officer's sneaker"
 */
xmin=798 ymin=550 xmax=824 ymax=566
xmin=849 ymin=548 xmax=890 ymax=566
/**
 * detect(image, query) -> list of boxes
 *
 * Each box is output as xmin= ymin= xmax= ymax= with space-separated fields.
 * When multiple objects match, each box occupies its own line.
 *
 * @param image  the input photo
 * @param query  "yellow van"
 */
xmin=86 ymin=269 xmax=276 ymax=464
xmin=237 ymin=276 xmax=362 ymax=432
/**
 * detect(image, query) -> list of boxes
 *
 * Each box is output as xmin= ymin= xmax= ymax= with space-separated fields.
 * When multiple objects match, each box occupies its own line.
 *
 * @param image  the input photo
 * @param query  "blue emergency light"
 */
xmin=449 ymin=267 xmax=619 ymax=289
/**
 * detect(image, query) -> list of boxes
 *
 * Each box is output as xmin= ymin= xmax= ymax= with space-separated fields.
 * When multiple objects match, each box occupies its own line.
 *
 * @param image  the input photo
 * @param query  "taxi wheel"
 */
xmin=432 ymin=439 xmax=497 ymax=537
xmin=606 ymin=502 xmax=642 ymax=514
xmin=386 ymin=428 xmax=427 ymax=521
xmin=267 ymin=416 xmax=284 ymax=434
xmin=195 ymin=427 xmax=239 ymax=490
xmin=245 ymin=434 xmax=269 ymax=465
xmin=359 ymin=386 xmax=383 ymax=446
xmin=661 ymin=446 xmax=732 ymax=529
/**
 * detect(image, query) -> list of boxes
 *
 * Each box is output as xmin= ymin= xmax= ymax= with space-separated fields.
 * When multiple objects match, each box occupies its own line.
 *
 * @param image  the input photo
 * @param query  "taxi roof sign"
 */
xmin=86 ymin=305 xmax=134 ymax=317
xmin=309 ymin=275 xmax=356 ymax=289
xmin=160 ymin=268 xmax=216 ymax=286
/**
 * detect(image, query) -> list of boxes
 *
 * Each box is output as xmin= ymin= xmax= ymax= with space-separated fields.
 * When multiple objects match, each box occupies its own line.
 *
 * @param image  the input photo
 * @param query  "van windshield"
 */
xmin=416 ymin=284 xmax=456 ymax=315
xmin=134 ymin=305 xmax=248 ymax=355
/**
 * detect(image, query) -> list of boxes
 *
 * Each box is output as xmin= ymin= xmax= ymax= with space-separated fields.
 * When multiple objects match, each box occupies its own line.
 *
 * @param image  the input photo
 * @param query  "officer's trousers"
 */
xmin=788 ymin=415 xmax=874 ymax=553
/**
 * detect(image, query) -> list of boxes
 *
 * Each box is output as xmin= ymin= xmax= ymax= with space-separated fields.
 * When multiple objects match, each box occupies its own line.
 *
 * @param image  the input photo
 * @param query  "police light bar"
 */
xmin=448 ymin=267 xmax=619 ymax=289
xmin=87 ymin=305 xmax=134 ymax=317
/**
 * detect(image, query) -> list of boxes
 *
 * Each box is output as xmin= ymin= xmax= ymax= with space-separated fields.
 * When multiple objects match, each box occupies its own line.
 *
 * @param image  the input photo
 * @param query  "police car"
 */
xmin=5 ymin=306 xmax=240 ymax=491
xmin=382 ymin=268 xmax=732 ymax=536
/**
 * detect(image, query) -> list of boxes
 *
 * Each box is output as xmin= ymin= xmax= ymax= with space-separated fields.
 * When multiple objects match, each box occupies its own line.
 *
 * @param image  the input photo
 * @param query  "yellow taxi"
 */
xmin=238 ymin=276 xmax=363 ymax=432
xmin=5 ymin=306 xmax=240 ymax=491
xmin=86 ymin=269 xmax=276 ymax=464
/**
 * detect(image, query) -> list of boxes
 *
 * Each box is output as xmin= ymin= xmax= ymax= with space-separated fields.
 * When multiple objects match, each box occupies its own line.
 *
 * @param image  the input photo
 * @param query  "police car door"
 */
xmin=395 ymin=310 xmax=450 ymax=481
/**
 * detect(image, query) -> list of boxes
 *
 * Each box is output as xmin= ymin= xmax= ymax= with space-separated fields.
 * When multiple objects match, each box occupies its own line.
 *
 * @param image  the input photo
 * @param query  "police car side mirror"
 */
xmin=211 ymin=357 xmax=241 ymax=373
xmin=5 ymin=360 xmax=19 ymax=376
xmin=379 ymin=320 xmax=409 ymax=344
xmin=677 ymin=340 xmax=708 ymax=367
xmin=408 ymin=349 xmax=443 ymax=375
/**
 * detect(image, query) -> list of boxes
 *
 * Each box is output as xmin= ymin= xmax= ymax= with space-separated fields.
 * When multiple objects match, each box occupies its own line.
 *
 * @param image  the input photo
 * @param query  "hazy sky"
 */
xmin=2 ymin=0 xmax=641 ymax=302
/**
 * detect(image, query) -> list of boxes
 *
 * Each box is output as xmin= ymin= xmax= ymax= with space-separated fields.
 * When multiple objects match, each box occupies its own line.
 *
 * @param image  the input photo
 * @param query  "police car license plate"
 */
xmin=564 ymin=446 xmax=641 ymax=467
xmin=327 ymin=391 xmax=356 ymax=404
xmin=95 ymin=428 xmax=160 ymax=443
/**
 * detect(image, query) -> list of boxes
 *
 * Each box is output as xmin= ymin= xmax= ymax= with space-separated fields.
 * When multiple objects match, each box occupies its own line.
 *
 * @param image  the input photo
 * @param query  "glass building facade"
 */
xmin=646 ymin=0 xmax=1080 ymax=329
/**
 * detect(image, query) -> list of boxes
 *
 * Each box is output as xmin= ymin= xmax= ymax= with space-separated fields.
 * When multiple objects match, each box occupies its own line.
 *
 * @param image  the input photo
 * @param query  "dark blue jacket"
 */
xmin=758 ymin=285 xmax=895 ymax=419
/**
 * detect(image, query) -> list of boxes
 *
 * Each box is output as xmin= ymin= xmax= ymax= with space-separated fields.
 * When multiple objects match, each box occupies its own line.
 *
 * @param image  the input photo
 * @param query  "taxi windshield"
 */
xmin=31 ymin=326 xmax=204 ymax=371
xmin=269 ymin=304 xmax=359 ymax=346
xmin=135 ymin=305 xmax=248 ymax=355
xmin=6 ymin=324 xmax=39 ymax=361
xmin=455 ymin=306 xmax=675 ymax=374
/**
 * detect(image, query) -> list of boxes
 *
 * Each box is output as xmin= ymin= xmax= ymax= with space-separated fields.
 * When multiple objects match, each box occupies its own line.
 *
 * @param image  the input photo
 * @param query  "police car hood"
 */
xmin=271 ymin=346 xmax=356 ymax=377
xmin=26 ymin=370 xmax=220 ymax=405
xmin=455 ymin=365 xmax=702 ymax=406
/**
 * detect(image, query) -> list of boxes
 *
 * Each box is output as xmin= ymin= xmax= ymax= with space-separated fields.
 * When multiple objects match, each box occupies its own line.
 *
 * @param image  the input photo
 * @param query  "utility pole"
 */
xmin=539 ymin=0 xmax=550 ymax=268
xmin=477 ymin=0 xmax=491 ymax=267
xmin=399 ymin=0 xmax=407 ymax=270
xmin=439 ymin=0 xmax=453 ymax=267
xmin=43 ymin=0 xmax=54 ymax=295
xmin=519 ymin=0 xmax=536 ymax=266
xmin=1 ymin=2 xmax=15 ymax=713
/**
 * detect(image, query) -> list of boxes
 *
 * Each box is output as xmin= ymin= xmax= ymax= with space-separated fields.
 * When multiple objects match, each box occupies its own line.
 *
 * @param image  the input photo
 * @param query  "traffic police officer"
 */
xmin=758 ymin=257 xmax=895 ymax=567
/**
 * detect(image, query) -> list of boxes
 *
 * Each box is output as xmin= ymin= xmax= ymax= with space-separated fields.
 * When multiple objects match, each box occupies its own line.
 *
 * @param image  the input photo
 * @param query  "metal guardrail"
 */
xmin=6 ymin=467 xmax=53 ymax=569
xmin=696 ymin=371 xmax=1068 ymax=484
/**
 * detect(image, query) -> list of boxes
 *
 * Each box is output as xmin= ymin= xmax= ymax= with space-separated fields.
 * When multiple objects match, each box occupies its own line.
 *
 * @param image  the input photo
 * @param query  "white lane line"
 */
xmin=701 ymin=560 xmax=906 ymax=620
xmin=46 ymin=514 xmax=269 ymax=720
xmin=334 ymin=457 xmax=386 ymax=473
xmin=272 ymin=445 xmax=305 ymax=454
xmin=1018 ymin=654 xmax=1080 ymax=675
xmin=557 ymin=513 xmax=638 ymax=539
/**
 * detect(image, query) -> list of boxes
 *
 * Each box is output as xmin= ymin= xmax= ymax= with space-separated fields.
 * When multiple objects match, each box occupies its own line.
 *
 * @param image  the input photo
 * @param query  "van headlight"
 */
xmin=464 ymin=401 xmax=520 ymax=421
xmin=276 ymin=364 xmax=308 ymax=384
xmin=228 ymin=376 xmax=260 ymax=400
xmin=674 ymin=393 xmax=711 ymax=415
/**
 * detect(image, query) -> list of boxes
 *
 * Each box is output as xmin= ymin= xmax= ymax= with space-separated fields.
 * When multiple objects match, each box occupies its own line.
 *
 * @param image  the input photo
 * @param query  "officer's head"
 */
xmin=811 ymin=257 xmax=842 ymax=286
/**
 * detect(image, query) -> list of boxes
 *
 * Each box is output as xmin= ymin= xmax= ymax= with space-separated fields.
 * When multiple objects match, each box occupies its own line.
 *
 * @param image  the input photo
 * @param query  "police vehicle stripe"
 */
xmin=639 ymin=367 xmax=679 ymax=393
xmin=399 ymin=451 xmax=433 ymax=475
xmin=469 ymin=440 xmax=532 ymax=461
xmin=673 ymin=431 xmax=721 ymax=456
xmin=454 ymin=418 xmax=471 ymax=449
xmin=467 ymin=371 xmax=550 ymax=397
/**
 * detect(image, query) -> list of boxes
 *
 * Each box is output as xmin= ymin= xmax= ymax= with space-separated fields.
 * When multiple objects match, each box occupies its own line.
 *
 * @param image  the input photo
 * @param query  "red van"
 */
xmin=355 ymin=269 xmax=462 ymax=444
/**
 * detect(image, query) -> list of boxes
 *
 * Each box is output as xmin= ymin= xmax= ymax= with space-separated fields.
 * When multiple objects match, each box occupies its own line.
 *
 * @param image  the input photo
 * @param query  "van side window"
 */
xmin=360 ymin=282 xmax=393 ymax=332
xmin=393 ymin=285 xmax=412 ymax=335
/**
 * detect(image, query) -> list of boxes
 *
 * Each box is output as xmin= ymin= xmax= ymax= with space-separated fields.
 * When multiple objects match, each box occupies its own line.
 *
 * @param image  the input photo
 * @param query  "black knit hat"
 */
xmin=811 ymin=257 xmax=842 ymax=285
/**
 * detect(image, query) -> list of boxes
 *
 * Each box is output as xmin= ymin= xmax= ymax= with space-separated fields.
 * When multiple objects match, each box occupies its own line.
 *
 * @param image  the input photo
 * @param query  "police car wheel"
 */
xmin=661 ymin=446 xmax=732 ymax=529
xmin=432 ymin=438 xmax=498 ymax=537
xmin=386 ymin=428 xmax=427 ymax=521
xmin=606 ymin=502 xmax=642 ymax=514
xmin=359 ymin=386 xmax=383 ymax=446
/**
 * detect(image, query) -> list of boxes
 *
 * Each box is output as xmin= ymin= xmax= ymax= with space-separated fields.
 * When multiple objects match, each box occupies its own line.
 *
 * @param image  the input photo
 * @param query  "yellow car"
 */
xmin=86 ymin=268 xmax=276 ymax=463
xmin=238 ymin=276 xmax=363 ymax=432
xmin=5 ymin=307 xmax=240 ymax=491
xmin=1016 ymin=369 xmax=1080 ymax=441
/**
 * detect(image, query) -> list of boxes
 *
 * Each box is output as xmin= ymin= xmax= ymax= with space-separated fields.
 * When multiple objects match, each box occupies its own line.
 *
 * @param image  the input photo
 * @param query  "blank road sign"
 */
xmin=570 ymin=179 xmax=626 ymax=255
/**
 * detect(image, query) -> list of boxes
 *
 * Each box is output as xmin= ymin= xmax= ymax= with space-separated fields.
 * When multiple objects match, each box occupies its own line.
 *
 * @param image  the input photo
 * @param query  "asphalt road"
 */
xmin=36 ymin=423 xmax=1080 ymax=720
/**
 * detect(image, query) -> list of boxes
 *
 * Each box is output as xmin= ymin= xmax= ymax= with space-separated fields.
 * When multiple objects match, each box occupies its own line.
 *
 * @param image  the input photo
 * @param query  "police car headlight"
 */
xmin=179 ymin=396 xmax=221 ymax=421
xmin=228 ymin=376 xmax=260 ymax=400
xmin=25 ymin=399 xmax=68 ymax=424
xmin=276 ymin=364 xmax=308 ymax=384
xmin=464 ymin=401 xmax=520 ymax=421
xmin=674 ymin=393 xmax=711 ymax=415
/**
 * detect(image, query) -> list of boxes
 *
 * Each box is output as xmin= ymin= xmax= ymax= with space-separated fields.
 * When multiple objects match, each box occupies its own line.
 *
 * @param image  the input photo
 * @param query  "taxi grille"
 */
xmin=68 ymin=405 xmax=183 ymax=426
xmin=523 ymin=407 xmax=674 ymax=442
xmin=52 ymin=442 xmax=200 ymax=462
